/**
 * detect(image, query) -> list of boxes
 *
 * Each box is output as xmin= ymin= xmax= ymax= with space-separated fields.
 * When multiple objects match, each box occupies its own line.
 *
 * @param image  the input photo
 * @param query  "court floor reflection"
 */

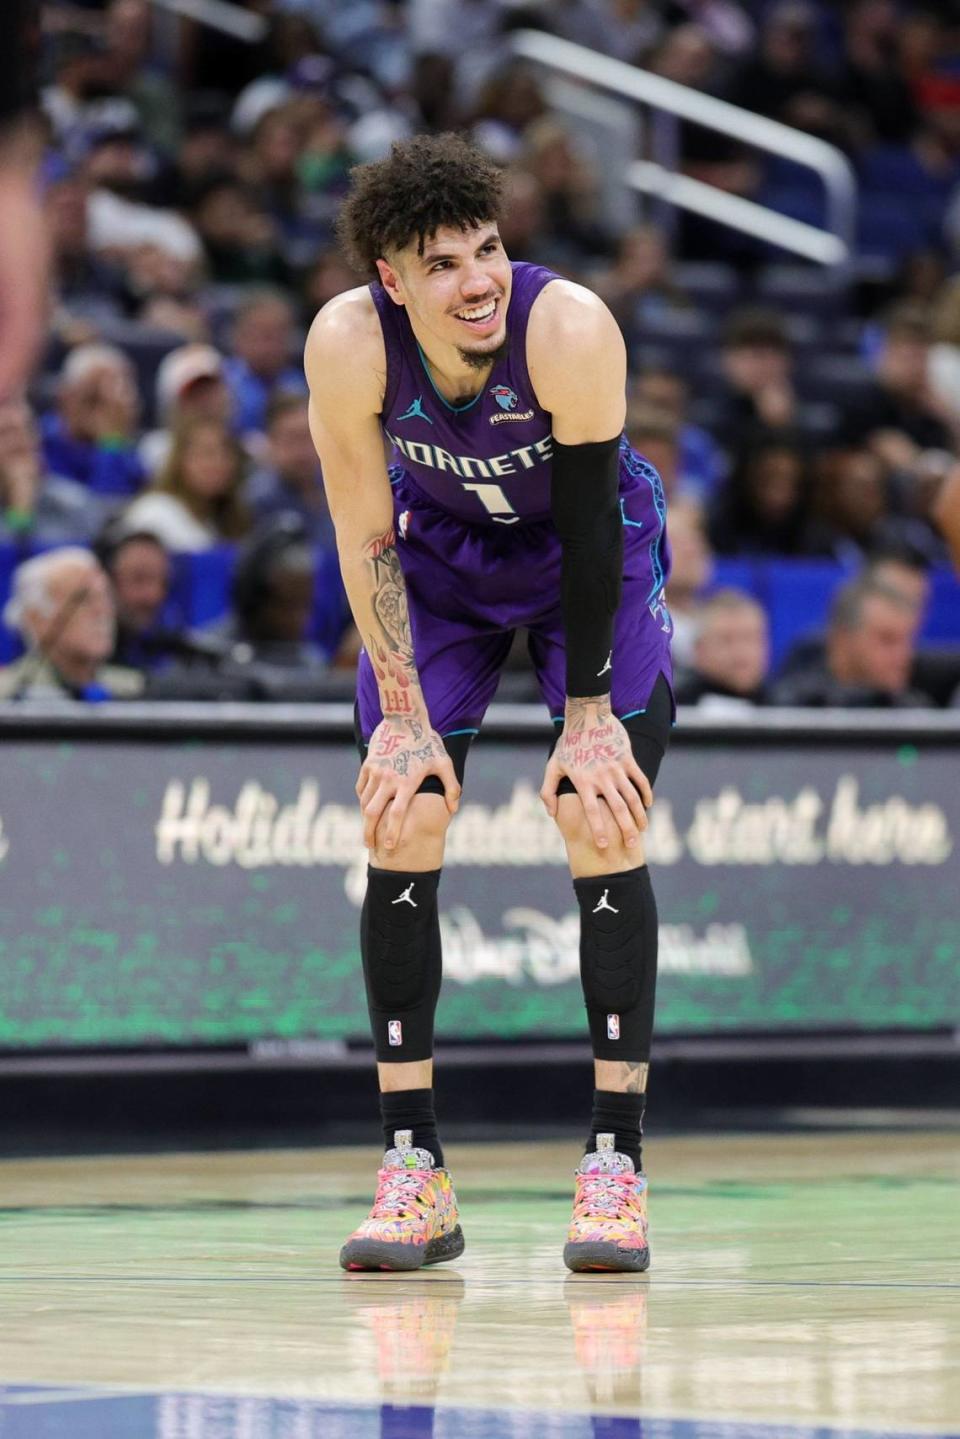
xmin=0 ymin=1133 xmax=957 ymax=1435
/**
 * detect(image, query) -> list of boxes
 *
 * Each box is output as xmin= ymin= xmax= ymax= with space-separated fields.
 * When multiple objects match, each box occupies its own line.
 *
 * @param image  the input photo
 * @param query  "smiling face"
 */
xmin=376 ymin=224 xmax=513 ymax=371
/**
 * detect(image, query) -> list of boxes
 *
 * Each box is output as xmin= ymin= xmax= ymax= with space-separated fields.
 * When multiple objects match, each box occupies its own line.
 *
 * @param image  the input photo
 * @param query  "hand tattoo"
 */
xmin=367 ymin=716 xmax=448 ymax=784
xmin=556 ymin=695 xmax=633 ymax=774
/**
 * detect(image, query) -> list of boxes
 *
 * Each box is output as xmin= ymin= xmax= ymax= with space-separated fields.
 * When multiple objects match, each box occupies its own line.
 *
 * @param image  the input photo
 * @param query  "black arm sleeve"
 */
xmin=550 ymin=434 xmax=623 ymax=699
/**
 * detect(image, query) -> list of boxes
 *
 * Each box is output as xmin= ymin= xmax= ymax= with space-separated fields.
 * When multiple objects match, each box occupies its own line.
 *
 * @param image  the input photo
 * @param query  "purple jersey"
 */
xmin=357 ymin=260 xmax=673 ymax=738
xmin=372 ymin=262 xmax=555 ymax=526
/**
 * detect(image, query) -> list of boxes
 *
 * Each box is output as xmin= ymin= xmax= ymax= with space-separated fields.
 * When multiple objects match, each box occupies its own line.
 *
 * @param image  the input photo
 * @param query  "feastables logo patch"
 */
xmin=489 ymin=383 xmax=535 ymax=424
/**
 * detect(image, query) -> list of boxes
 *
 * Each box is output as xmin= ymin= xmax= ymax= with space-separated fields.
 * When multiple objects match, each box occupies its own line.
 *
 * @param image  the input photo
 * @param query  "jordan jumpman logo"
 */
xmin=593 ymin=889 xmax=619 ymax=914
xmin=397 ymin=395 xmax=433 ymax=425
xmin=393 ymin=883 xmax=418 ymax=907
xmin=597 ymin=651 xmax=612 ymax=678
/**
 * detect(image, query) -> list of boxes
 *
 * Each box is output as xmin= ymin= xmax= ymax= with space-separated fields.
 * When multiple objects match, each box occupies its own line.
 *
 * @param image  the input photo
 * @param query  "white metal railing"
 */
xmin=147 ymin=0 xmax=268 ymax=42
xmin=510 ymin=30 xmax=857 ymax=270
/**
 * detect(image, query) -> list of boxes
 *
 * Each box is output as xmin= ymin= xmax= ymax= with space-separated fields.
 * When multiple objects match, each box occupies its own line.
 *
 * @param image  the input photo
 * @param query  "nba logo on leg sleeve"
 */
xmin=607 ymin=1014 xmax=620 ymax=1041
xmin=388 ymin=1020 xmax=403 ymax=1047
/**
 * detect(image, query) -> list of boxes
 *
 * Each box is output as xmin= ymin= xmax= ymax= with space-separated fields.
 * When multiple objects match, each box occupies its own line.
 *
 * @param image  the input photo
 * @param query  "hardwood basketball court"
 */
xmin=0 ymin=1128 xmax=956 ymax=1436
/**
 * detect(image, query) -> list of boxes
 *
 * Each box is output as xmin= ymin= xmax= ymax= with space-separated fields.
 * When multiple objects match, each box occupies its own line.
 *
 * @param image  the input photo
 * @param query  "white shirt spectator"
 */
xmin=121 ymin=492 xmax=218 ymax=552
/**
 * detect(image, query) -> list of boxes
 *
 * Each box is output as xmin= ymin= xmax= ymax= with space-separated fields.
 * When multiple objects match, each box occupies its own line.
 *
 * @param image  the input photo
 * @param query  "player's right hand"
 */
xmin=357 ymin=714 xmax=460 ymax=851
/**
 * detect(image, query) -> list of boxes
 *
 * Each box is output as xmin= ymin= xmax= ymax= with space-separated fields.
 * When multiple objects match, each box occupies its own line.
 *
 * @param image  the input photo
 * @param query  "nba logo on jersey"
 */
xmin=607 ymin=1014 xmax=620 ymax=1041
xmin=388 ymin=1020 xmax=403 ymax=1047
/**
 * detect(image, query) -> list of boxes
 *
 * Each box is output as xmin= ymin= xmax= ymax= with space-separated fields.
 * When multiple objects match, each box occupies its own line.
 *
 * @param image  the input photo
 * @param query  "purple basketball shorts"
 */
xmin=356 ymin=468 xmax=674 ymax=740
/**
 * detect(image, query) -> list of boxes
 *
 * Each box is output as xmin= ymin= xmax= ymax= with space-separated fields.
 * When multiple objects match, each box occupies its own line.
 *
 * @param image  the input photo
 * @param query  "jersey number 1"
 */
xmin=461 ymin=482 xmax=519 ymax=524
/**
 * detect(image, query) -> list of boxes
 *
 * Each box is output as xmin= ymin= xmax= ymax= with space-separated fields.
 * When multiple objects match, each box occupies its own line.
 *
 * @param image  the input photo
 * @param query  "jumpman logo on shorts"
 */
xmin=593 ymin=889 xmax=619 ymax=915
xmin=397 ymin=396 xmax=433 ymax=425
xmin=393 ymin=883 xmax=418 ymax=907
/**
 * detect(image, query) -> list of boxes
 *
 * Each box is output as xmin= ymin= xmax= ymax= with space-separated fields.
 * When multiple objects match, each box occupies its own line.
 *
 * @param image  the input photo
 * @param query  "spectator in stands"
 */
xmin=42 ymin=152 xmax=126 ymax=337
xmin=223 ymin=289 xmax=306 ymax=435
xmin=843 ymin=301 xmax=955 ymax=461
xmin=245 ymin=104 xmax=304 ymax=243
xmin=713 ymin=308 xmax=803 ymax=456
xmin=708 ymin=430 xmax=822 ymax=557
xmin=651 ymin=23 xmax=757 ymax=211
xmin=140 ymin=344 xmax=232 ymax=474
xmin=840 ymin=0 xmax=919 ymax=144
xmin=812 ymin=445 xmax=892 ymax=560
xmin=229 ymin=514 xmax=350 ymax=669
xmin=495 ymin=168 xmax=553 ymax=267
xmin=593 ymin=224 xmax=689 ymax=343
xmin=96 ymin=521 xmax=175 ymax=671
xmin=674 ymin=589 xmax=771 ymax=708
xmin=246 ymin=392 xmax=335 ymax=546
xmin=816 ymin=440 xmax=946 ymax=564
xmin=631 ymin=367 xmax=725 ymax=500
xmin=520 ymin=119 xmax=613 ymax=265
xmin=471 ymin=63 xmax=548 ymax=163
xmin=189 ymin=174 xmax=289 ymax=287
xmin=771 ymin=576 xmax=932 ymax=707
xmin=0 ymin=548 xmax=143 ymax=700
xmin=168 ymin=95 xmax=235 ymax=206
xmin=728 ymin=1 xmax=841 ymax=140
xmin=626 ymin=404 xmax=681 ymax=500
xmin=869 ymin=550 xmax=931 ymax=620
xmin=776 ymin=548 xmax=931 ymax=682
xmin=123 ymin=416 xmax=250 ymax=551
xmin=40 ymin=343 xmax=145 ymax=497
xmin=663 ymin=498 xmax=714 ymax=668
xmin=101 ymin=0 xmax=182 ymax=157
xmin=301 ymin=246 xmax=357 ymax=322
xmin=41 ymin=32 xmax=110 ymax=145
xmin=81 ymin=108 xmax=204 ymax=283
xmin=0 ymin=397 xmax=110 ymax=545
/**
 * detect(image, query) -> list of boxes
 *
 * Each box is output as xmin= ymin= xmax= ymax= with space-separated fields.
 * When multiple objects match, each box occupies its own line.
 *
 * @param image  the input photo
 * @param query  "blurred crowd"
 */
xmin=4 ymin=0 xmax=960 ymax=706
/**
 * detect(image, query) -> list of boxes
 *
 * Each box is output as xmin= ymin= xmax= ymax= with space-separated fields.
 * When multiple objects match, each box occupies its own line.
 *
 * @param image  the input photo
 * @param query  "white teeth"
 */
xmin=457 ymin=300 xmax=496 ymax=321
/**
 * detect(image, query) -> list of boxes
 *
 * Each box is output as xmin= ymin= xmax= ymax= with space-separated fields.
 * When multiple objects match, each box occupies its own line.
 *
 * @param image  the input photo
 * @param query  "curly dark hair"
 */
xmin=336 ymin=133 xmax=504 ymax=277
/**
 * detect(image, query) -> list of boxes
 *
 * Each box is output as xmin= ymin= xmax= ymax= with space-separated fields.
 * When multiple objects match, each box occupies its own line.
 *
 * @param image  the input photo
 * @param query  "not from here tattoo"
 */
xmin=557 ymin=695 xmax=635 ymax=774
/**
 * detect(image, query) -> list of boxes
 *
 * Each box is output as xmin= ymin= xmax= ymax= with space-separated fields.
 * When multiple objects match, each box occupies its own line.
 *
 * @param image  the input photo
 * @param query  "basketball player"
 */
xmin=305 ymin=135 xmax=672 ymax=1274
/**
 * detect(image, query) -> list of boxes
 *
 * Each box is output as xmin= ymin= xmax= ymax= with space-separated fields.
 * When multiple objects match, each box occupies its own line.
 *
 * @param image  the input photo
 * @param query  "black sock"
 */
xmin=588 ymin=1088 xmax=645 ymax=1172
xmin=380 ymin=1087 xmax=444 ymax=1167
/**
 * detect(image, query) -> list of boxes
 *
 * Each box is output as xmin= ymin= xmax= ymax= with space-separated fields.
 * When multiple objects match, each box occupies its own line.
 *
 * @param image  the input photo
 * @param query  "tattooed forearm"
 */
xmin=361 ymin=526 xmax=424 ymax=719
xmin=365 ymin=528 xmax=414 ymax=661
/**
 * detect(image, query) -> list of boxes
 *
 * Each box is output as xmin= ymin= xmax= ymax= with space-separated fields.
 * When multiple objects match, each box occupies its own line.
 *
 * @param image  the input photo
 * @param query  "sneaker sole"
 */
xmin=339 ymin=1224 xmax=465 ymax=1272
xmin=563 ymin=1240 xmax=650 ymax=1274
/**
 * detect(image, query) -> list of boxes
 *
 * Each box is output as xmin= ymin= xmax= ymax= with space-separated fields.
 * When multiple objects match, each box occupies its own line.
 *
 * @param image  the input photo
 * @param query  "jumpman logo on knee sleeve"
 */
xmin=393 ymin=883 xmax=418 ymax=907
xmin=593 ymin=889 xmax=619 ymax=915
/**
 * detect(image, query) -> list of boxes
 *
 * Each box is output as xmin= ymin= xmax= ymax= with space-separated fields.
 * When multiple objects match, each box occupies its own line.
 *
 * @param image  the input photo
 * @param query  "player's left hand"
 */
xmin=540 ymin=696 xmax=653 ymax=852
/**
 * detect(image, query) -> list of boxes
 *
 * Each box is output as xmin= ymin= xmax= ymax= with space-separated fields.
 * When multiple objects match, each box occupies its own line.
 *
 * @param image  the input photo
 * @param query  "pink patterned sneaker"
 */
xmin=339 ymin=1130 xmax=464 ymax=1272
xmin=563 ymin=1133 xmax=650 ymax=1274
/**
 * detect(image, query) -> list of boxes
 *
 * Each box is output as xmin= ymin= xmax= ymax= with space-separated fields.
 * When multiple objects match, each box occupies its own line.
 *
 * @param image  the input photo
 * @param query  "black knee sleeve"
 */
xmin=573 ymin=866 xmax=658 ymax=1061
xmin=361 ymin=866 xmax=442 ymax=1062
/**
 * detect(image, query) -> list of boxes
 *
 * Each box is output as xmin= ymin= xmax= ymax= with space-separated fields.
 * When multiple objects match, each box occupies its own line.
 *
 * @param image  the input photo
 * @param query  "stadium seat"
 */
xmin=754 ymin=264 xmax=851 ymax=318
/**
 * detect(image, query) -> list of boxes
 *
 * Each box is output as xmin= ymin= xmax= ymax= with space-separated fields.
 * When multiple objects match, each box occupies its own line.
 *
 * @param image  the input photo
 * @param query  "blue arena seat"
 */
xmin=671 ymin=262 xmax=742 ymax=312
xmin=754 ymin=264 xmax=850 ymax=318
